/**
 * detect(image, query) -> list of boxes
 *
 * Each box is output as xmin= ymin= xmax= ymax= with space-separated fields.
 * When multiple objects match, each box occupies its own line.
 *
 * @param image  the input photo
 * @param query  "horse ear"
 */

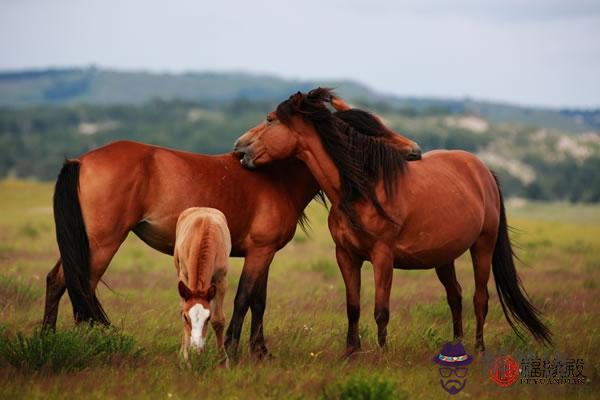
xmin=206 ymin=284 xmax=217 ymax=301
xmin=331 ymin=96 xmax=351 ymax=112
xmin=292 ymin=91 xmax=303 ymax=106
xmin=178 ymin=281 xmax=192 ymax=300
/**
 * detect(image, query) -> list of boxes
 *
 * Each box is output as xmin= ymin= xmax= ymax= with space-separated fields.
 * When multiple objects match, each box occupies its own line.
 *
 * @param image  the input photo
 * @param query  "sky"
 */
xmin=1 ymin=0 xmax=599 ymax=108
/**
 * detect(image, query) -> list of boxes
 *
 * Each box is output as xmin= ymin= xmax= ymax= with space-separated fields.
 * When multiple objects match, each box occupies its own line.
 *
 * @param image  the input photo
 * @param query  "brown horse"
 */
xmin=47 ymin=122 xmax=420 ymax=356
xmin=175 ymin=207 xmax=230 ymax=362
xmin=234 ymin=88 xmax=552 ymax=356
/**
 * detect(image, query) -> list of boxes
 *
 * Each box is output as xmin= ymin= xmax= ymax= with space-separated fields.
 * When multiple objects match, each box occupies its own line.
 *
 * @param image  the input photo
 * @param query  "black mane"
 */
xmin=276 ymin=88 xmax=406 ymax=229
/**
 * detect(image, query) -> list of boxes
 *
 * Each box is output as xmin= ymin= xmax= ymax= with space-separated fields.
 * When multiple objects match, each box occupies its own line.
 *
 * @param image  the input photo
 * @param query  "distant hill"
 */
xmin=0 ymin=67 xmax=379 ymax=106
xmin=1 ymin=67 xmax=598 ymax=133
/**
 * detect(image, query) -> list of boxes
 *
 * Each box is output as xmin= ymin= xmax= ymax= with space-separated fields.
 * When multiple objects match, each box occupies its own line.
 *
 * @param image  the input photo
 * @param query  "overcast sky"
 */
xmin=1 ymin=0 xmax=599 ymax=108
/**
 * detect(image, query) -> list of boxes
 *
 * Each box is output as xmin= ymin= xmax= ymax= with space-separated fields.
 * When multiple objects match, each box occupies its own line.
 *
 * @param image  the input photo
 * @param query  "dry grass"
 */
xmin=0 ymin=180 xmax=598 ymax=399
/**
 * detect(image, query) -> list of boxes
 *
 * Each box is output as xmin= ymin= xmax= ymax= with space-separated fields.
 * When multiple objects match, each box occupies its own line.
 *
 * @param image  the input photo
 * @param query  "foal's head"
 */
xmin=178 ymin=281 xmax=216 ymax=352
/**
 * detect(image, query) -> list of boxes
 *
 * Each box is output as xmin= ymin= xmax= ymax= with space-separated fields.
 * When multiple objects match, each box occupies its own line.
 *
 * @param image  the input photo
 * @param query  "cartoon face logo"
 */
xmin=433 ymin=342 xmax=473 ymax=395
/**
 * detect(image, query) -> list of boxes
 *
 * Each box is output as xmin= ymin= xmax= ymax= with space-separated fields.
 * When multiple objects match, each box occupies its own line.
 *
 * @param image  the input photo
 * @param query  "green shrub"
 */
xmin=18 ymin=223 xmax=39 ymax=238
xmin=0 ymin=326 xmax=143 ymax=373
xmin=0 ymin=274 xmax=39 ymax=308
xmin=323 ymin=374 xmax=407 ymax=400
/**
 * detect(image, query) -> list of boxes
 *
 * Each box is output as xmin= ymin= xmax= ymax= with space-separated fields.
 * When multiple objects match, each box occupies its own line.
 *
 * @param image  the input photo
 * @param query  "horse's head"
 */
xmin=233 ymin=88 xmax=421 ymax=169
xmin=178 ymin=281 xmax=216 ymax=352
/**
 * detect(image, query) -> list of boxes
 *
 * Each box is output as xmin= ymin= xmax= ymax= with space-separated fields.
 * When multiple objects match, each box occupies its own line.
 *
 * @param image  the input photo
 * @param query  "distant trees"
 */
xmin=0 ymin=99 xmax=598 ymax=203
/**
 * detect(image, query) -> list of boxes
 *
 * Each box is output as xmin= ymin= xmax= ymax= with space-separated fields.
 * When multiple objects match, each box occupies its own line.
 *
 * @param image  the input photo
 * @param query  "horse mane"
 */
xmin=276 ymin=88 xmax=406 ymax=229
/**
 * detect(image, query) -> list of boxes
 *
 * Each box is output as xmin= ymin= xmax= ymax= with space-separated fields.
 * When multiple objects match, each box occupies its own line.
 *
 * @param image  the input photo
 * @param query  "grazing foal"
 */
xmin=174 ymin=207 xmax=231 ymax=362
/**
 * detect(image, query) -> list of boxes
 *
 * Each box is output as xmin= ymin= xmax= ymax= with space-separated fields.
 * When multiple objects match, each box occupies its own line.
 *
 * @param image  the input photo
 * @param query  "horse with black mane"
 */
xmin=234 ymin=88 xmax=552 ymax=356
xmin=47 ymin=110 xmax=420 ymax=357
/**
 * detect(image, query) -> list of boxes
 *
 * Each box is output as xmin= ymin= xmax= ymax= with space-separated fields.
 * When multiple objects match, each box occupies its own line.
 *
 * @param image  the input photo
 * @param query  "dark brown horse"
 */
xmin=47 ymin=123 xmax=420 ymax=356
xmin=234 ymin=88 xmax=552 ymax=356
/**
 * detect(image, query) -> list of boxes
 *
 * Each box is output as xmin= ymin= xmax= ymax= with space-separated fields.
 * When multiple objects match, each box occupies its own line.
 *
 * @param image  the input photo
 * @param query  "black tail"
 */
xmin=54 ymin=161 xmax=109 ymax=325
xmin=491 ymin=174 xmax=551 ymax=345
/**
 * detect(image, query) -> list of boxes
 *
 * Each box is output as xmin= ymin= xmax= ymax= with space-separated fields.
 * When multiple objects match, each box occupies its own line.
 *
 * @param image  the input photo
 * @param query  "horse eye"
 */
xmin=266 ymin=115 xmax=274 ymax=124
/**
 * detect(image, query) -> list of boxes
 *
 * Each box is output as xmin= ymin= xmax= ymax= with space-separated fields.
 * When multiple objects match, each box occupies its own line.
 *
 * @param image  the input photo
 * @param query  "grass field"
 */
xmin=0 ymin=179 xmax=598 ymax=399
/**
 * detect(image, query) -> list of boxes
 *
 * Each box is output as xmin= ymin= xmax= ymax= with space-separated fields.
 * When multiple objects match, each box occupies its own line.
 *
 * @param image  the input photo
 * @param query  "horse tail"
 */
xmin=54 ymin=160 xmax=110 ymax=325
xmin=491 ymin=173 xmax=551 ymax=345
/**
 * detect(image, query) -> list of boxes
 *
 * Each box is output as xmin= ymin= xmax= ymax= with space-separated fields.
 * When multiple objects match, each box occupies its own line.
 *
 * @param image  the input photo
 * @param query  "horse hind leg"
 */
xmin=42 ymin=259 xmax=67 ymax=330
xmin=435 ymin=261 xmax=463 ymax=341
xmin=85 ymin=240 xmax=125 ymax=323
xmin=470 ymin=237 xmax=494 ymax=352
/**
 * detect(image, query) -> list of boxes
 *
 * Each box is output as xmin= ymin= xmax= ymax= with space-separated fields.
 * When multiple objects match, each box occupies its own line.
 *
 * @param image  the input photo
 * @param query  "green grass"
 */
xmin=323 ymin=374 xmax=408 ymax=400
xmin=0 ymin=326 xmax=141 ymax=373
xmin=0 ymin=180 xmax=599 ymax=399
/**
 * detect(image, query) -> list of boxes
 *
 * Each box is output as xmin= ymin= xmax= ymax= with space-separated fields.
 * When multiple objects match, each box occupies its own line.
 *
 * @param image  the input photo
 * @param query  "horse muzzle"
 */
xmin=406 ymin=146 xmax=422 ymax=161
xmin=233 ymin=140 xmax=257 ymax=169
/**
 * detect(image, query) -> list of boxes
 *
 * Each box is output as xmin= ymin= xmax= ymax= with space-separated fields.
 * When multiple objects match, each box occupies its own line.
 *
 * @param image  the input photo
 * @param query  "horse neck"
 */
xmin=295 ymin=124 xmax=342 ymax=207
xmin=276 ymin=159 xmax=322 ymax=209
xmin=183 ymin=224 xmax=216 ymax=293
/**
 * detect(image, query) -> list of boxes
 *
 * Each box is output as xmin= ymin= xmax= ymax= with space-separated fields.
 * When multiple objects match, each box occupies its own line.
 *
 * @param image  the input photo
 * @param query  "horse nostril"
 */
xmin=407 ymin=147 xmax=422 ymax=161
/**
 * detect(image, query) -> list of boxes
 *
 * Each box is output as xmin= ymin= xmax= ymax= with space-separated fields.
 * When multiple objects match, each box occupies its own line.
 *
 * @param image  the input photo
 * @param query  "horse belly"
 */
xmin=132 ymin=220 xmax=177 ymax=255
xmin=393 ymin=220 xmax=481 ymax=269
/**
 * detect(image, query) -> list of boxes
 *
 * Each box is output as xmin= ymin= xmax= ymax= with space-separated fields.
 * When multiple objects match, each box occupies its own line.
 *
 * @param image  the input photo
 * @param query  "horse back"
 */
xmin=174 ymin=207 xmax=231 ymax=289
xmin=75 ymin=140 xmax=311 ymax=256
xmin=388 ymin=150 xmax=500 ymax=264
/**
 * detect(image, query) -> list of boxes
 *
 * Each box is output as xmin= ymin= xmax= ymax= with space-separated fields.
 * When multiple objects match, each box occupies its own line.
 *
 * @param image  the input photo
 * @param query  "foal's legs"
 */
xmin=372 ymin=251 xmax=394 ymax=348
xmin=211 ymin=269 xmax=228 ymax=349
xmin=336 ymin=246 xmax=362 ymax=356
xmin=225 ymin=248 xmax=275 ymax=358
xmin=211 ymin=269 xmax=229 ymax=367
xmin=470 ymin=237 xmax=494 ymax=352
xmin=42 ymin=259 xmax=67 ymax=329
xmin=435 ymin=262 xmax=463 ymax=341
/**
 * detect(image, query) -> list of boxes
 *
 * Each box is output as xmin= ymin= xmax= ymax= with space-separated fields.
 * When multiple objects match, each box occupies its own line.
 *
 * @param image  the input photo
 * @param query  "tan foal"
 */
xmin=174 ymin=207 xmax=231 ymax=364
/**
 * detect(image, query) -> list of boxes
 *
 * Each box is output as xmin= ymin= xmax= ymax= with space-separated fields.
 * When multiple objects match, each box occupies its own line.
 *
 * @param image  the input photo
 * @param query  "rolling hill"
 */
xmin=1 ymin=67 xmax=599 ymax=133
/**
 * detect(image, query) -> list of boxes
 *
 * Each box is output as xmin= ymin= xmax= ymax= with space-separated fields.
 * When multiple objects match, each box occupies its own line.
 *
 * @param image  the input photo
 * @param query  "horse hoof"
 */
xmin=251 ymin=345 xmax=273 ymax=361
xmin=225 ymin=339 xmax=239 ymax=359
xmin=342 ymin=346 xmax=360 ymax=359
xmin=219 ymin=356 xmax=230 ymax=369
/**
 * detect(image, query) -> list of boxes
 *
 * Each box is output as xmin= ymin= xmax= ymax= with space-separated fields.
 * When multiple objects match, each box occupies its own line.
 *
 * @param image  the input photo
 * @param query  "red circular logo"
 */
xmin=488 ymin=355 xmax=520 ymax=387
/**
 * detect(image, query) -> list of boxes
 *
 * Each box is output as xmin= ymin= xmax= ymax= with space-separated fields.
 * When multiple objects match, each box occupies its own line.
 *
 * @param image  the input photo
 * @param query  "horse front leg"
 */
xmin=248 ymin=261 xmax=272 ymax=359
xmin=372 ymin=250 xmax=394 ymax=348
xmin=435 ymin=262 xmax=463 ymax=342
xmin=224 ymin=247 xmax=275 ymax=359
xmin=336 ymin=246 xmax=362 ymax=357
